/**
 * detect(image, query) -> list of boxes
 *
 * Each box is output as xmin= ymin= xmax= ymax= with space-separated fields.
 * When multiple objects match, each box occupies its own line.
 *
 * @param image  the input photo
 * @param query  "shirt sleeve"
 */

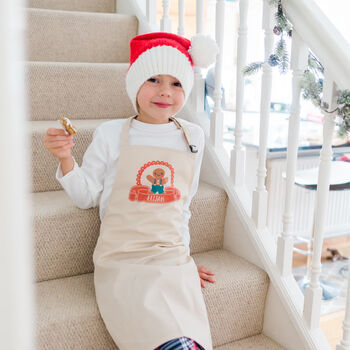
xmin=181 ymin=126 xmax=205 ymax=256
xmin=55 ymin=126 xmax=108 ymax=209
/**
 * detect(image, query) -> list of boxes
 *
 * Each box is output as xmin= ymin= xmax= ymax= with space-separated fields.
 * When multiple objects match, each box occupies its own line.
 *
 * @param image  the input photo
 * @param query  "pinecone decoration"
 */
xmin=268 ymin=54 xmax=280 ymax=67
xmin=273 ymin=26 xmax=282 ymax=35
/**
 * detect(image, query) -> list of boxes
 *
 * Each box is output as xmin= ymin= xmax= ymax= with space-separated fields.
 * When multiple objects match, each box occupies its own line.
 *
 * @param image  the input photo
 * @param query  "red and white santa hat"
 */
xmin=125 ymin=31 xmax=219 ymax=113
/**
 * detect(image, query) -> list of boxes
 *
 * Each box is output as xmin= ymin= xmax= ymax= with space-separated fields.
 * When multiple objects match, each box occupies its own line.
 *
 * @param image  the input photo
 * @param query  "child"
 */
xmin=44 ymin=32 xmax=218 ymax=350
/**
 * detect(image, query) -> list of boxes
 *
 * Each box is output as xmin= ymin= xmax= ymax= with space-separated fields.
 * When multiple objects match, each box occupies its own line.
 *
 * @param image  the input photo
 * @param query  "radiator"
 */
xmin=266 ymin=156 xmax=350 ymax=240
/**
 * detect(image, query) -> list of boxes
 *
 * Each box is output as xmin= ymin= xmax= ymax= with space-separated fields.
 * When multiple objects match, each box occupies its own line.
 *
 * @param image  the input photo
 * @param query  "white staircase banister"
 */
xmin=177 ymin=0 xmax=185 ymax=36
xmin=276 ymin=30 xmax=308 ymax=276
xmin=337 ymin=257 xmax=350 ymax=349
xmin=251 ymin=0 xmax=274 ymax=229
xmin=281 ymin=0 xmax=350 ymax=90
xmin=230 ymin=0 xmax=249 ymax=187
xmin=196 ymin=0 xmax=204 ymax=34
xmin=146 ymin=0 xmax=157 ymax=27
xmin=303 ymin=73 xmax=338 ymax=330
xmin=160 ymin=0 xmax=171 ymax=33
xmin=210 ymin=0 xmax=225 ymax=149
xmin=192 ymin=0 xmax=205 ymax=113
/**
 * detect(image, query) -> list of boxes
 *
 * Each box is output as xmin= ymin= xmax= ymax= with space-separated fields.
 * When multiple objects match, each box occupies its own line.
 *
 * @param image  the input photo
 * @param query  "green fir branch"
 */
xmin=300 ymin=70 xmax=322 ymax=107
xmin=275 ymin=37 xmax=289 ymax=73
xmin=337 ymin=117 xmax=350 ymax=137
xmin=276 ymin=36 xmax=286 ymax=57
xmin=275 ymin=10 xmax=292 ymax=33
xmin=279 ymin=53 xmax=289 ymax=74
xmin=242 ymin=61 xmax=264 ymax=76
xmin=338 ymin=90 xmax=350 ymax=106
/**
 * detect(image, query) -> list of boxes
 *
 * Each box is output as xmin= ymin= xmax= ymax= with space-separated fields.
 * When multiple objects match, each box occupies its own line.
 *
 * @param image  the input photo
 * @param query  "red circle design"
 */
xmin=136 ymin=160 xmax=175 ymax=186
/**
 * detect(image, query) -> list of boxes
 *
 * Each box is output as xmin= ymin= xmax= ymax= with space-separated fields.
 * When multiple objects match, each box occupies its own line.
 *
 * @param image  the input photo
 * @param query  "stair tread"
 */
xmin=25 ymin=8 xmax=138 ymax=62
xmin=36 ymin=249 xmax=269 ymax=347
xmin=32 ymin=181 xmax=228 ymax=281
xmin=26 ymin=0 xmax=116 ymax=13
xmin=215 ymin=334 xmax=285 ymax=349
xmin=26 ymin=62 xmax=134 ymax=122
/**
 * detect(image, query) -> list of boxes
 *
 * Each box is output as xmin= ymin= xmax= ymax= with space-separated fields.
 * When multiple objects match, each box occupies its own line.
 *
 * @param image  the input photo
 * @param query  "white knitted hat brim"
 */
xmin=126 ymin=45 xmax=194 ymax=113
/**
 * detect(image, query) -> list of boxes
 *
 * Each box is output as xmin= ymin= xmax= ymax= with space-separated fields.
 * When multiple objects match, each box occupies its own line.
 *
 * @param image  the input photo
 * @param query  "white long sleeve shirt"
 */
xmin=56 ymin=117 xmax=205 ymax=256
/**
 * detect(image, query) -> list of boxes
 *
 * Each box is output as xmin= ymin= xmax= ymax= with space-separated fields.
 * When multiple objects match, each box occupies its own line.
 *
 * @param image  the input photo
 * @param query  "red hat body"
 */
xmin=128 ymin=32 xmax=194 ymax=69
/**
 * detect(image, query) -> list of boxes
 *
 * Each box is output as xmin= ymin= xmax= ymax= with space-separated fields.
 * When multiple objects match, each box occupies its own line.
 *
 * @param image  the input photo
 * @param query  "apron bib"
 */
xmin=93 ymin=115 xmax=213 ymax=350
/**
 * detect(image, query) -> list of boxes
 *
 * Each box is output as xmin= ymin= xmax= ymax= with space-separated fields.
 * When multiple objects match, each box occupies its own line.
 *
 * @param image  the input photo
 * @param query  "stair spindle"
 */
xmin=251 ymin=0 xmax=274 ymax=228
xmin=160 ymin=0 xmax=171 ymax=32
xmin=337 ymin=258 xmax=350 ymax=349
xmin=210 ymin=0 xmax=225 ymax=149
xmin=230 ymin=0 xmax=249 ymax=187
xmin=196 ymin=0 xmax=204 ymax=34
xmin=276 ymin=31 xmax=308 ymax=276
xmin=177 ymin=0 xmax=185 ymax=36
xmin=206 ymin=0 xmax=216 ymax=39
xmin=146 ymin=0 xmax=157 ymax=26
xmin=192 ymin=0 xmax=205 ymax=112
xmin=303 ymin=73 xmax=337 ymax=330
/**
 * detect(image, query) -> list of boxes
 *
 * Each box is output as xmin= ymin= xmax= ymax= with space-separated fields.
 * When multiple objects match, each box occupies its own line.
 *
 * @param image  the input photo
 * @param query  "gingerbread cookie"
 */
xmin=58 ymin=117 xmax=77 ymax=135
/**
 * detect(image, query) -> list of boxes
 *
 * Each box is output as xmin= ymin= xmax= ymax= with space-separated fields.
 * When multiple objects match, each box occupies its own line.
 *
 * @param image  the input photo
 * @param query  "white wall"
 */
xmin=0 ymin=1 xmax=35 ymax=349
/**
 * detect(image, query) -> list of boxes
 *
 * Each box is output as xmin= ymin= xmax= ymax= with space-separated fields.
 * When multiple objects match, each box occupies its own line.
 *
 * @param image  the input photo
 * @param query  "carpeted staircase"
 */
xmin=25 ymin=1 xmax=285 ymax=348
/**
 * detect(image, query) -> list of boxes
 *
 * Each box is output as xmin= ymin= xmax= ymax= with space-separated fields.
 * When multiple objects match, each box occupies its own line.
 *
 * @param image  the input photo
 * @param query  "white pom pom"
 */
xmin=188 ymin=33 xmax=219 ymax=68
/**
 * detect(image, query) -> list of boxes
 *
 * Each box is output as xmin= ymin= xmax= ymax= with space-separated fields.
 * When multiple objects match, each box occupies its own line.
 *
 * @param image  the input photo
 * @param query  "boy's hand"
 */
xmin=197 ymin=265 xmax=216 ymax=288
xmin=43 ymin=128 xmax=75 ymax=160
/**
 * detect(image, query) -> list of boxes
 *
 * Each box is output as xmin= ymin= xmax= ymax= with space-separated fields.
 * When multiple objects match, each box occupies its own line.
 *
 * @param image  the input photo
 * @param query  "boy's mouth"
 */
xmin=153 ymin=102 xmax=172 ymax=108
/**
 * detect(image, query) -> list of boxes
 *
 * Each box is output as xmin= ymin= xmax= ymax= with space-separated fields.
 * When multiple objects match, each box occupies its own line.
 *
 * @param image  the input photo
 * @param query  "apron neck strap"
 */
xmin=120 ymin=115 xmax=198 ymax=153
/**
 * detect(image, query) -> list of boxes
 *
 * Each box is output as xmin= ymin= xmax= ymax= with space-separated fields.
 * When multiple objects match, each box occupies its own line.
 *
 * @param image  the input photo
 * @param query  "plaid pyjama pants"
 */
xmin=154 ymin=337 xmax=205 ymax=350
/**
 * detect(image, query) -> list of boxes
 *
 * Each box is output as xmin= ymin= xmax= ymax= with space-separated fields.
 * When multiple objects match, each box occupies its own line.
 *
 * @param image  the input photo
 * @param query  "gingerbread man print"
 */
xmin=147 ymin=168 xmax=168 ymax=194
xmin=129 ymin=161 xmax=181 ymax=203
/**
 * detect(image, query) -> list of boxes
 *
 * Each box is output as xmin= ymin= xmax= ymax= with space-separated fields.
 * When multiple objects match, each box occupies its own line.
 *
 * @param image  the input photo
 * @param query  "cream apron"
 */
xmin=93 ymin=115 xmax=213 ymax=350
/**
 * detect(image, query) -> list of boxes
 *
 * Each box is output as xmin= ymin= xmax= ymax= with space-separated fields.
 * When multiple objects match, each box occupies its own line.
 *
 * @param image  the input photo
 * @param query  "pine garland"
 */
xmin=336 ymin=90 xmax=350 ymax=136
xmin=243 ymin=62 xmax=264 ymax=75
xmin=243 ymin=0 xmax=350 ymax=137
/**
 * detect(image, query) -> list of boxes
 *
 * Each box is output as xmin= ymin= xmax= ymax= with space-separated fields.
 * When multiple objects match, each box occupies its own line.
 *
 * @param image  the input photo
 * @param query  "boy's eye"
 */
xmin=147 ymin=77 xmax=181 ymax=87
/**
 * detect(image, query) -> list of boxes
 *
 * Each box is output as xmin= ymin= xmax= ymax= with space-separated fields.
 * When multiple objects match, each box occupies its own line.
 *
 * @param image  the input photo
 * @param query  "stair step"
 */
xmin=26 ymin=62 xmax=134 ymax=122
xmin=215 ymin=334 xmax=285 ymax=349
xmin=193 ymin=250 xmax=269 ymax=346
xmin=26 ymin=0 xmax=116 ymax=13
xmin=36 ymin=249 xmax=269 ymax=348
xmin=24 ymin=8 xmax=138 ymax=62
xmin=30 ymin=119 xmax=112 ymax=193
xmin=33 ymin=181 xmax=228 ymax=282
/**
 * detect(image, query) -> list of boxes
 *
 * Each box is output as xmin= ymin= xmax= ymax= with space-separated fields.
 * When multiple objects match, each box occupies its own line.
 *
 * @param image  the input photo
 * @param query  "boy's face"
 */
xmin=136 ymin=74 xmax=185 ymax=123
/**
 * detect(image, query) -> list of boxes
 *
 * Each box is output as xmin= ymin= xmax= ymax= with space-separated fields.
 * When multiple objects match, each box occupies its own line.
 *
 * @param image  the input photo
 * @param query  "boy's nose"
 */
xmin=159 ymin=84 xmax=171 ymax=96
xmin=160 ymin=90 xmax=170 ymax=96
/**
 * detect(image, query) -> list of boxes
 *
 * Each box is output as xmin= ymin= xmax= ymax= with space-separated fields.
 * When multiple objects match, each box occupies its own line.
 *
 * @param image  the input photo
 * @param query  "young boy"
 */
xmin=44 ymin=32 xmax=218 ymax=350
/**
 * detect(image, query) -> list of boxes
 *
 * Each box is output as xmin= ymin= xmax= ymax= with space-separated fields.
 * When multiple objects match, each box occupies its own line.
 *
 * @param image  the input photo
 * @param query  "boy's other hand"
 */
xmin=197 ymin=265 xmax=216 ymax=288
xmin=43 ymin=128 xmax=75 ymax=160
